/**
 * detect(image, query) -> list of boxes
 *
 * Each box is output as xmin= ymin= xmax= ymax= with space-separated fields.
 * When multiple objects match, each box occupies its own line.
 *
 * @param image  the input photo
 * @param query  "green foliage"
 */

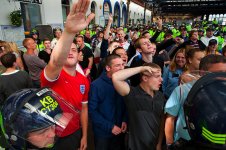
xmin=9 ymin=10 xmax=22 ymax=27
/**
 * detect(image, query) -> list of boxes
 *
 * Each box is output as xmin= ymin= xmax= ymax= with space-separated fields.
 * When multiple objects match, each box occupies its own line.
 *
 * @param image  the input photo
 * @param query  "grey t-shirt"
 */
xmin=23 ymin=53 xmax=46 ymax=80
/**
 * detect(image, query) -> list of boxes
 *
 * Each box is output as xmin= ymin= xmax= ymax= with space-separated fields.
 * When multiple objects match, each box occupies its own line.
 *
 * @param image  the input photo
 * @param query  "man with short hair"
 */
xmin=76 ymin=35 xmax=94 ymax=77
xmin=23 ymin=38 xmax=46 ymax=88
xmin=112 ymin=63 xmax=165 ymax=150
xmin=201 ymin=27 xmax=218 ymax=46
xmin=178 ymin=26 xmax=189 ymax=42
xmin=89 ymin=54 xmax=127 ymax=150
xmin=38 ymin=38 xmax=51 ymax=63
xmin=171 ymin=30 xmax=206 ymax=58
xmin=117 ymin=29 xmax=130 ymax=51
xmin=130 ymin=37 xmax=164 ymax=86
xmin=112 ymin=47 xmax=128 ymax=66
xmin=84 ymin=30 xmax=92 ymax=44
xmin=30 ymin=28 xmax=45 ymax=52
xmin=51 ymin=27 xmax=62 ymax=49
xmin=0 ymin=52 xmax=33 ymax=149
xmin=0 ymin=52 xmax=33 ymax=103
xmin=40 ymin=0 xmax=95 ymax=149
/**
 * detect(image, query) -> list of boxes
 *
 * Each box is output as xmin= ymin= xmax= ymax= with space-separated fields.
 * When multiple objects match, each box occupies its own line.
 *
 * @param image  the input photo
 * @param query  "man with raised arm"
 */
xmin=40 ymin=0 xmax=95 ymax=150
xmin=112 ymin=63 xmax=165 ymax=150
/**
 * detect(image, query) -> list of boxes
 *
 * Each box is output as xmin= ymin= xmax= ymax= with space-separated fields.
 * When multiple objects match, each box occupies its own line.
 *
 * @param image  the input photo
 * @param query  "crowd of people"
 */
xmin=0 ymin=0 xmax=226 ymax=149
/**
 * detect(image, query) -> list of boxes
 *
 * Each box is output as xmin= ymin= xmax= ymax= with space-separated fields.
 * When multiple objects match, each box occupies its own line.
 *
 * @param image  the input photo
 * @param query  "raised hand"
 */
xmin=108 ymin=14 xmax=113 ymax=23
xmin=65 ymin=0 xmax=95 ymax=34
xmin=142 ymin=66 xmax=158 ymax=77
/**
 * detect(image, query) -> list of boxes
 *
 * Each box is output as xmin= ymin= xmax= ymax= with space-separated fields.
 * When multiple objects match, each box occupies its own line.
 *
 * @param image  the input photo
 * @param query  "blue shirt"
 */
xmin=165 ymin=81 xmax=195 ymax=141
xmin=162 ymin=66 xmax=183 ymax=98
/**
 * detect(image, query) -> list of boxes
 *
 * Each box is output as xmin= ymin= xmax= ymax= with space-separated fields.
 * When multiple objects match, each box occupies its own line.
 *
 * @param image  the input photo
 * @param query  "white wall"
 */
xmin=0 ymin=0 xmax=152 ymax=42
xmin=41 ymin=0 xmax=63 ymax=26
xmin=130 ymin=2 xmax=152 ymax=25
xmin=0 ymin=1 xmax=21 ymax=25
xmin=0 ymin=1 xmax=23 ymax=45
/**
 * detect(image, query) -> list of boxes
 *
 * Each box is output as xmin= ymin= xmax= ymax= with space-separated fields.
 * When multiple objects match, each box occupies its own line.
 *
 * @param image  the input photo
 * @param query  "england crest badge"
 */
xmin=80 ymin=85 xmax=85 ymax=94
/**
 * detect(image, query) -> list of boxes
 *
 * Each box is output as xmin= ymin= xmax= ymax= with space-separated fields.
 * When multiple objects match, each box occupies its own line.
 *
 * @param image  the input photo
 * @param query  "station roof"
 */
xmin=142 ymin=0 xmax=226 ymax=15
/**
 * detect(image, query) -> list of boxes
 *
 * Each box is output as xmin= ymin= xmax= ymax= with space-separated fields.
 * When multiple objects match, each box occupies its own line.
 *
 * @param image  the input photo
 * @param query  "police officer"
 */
xmin=30 ymin=28 xmax=45 ymax=51
xmin=184 ymin=71 xmax=226 ymax=150
xmin=0 ymin=88 xmax=80 ymax=150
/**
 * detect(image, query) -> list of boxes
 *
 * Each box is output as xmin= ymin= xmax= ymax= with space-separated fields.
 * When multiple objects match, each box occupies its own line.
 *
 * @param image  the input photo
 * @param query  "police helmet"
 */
xmin=198 ymin=28 xmax=204 ymax=33
xmin=30 ymin=28 xmax=39 ymax=36
xmin=1 ymin=88 xmax=80 ymax=149
xmin=184 ymin=72 xmax=226 ymax=149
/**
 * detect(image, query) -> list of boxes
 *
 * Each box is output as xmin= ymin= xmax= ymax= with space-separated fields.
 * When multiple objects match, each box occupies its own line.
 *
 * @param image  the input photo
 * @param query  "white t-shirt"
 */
xmin=200 ymin=36 xmax=218 ymax=46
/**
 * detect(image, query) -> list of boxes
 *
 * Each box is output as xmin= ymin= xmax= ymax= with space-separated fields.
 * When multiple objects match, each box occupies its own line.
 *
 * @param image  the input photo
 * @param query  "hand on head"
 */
xmin=142 ymin=66 xmax=158 ymax=77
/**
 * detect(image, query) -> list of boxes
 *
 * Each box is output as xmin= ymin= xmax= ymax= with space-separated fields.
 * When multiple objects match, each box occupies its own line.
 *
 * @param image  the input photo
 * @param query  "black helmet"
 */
xmin=1 ymin=88 xmax=80 ymax=149
xmin=184 ymin=72 xmax=226 ymax=149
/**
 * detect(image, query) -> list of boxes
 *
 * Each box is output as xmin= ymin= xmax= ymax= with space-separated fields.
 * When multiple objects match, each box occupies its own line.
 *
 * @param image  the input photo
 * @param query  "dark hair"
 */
xmin=97 ymin=31 xmax=104 ymax=37
xmin=164 ymin=30 xmax=173 ymax=38
xmin=43 ymin=38 xmax=51 ymax=43
xmin=109 ymin=41 xmax=119 ymax=48
xmin=0 ymin=52 xmax=16 ymax=68
xmin=208 ymin=39 xmax=217 ymax=46
xmin=189 ymin=30 xmax=198 ymax=38
xmin=142 ymin=30 xmax=150 ymax=36
xmin=104 ymin=54 xmax=121 ymax=67
xmin=179 ymin=25 xmax=186 ymax=31
xmin=222 ymin=45 xmax=226 ymax=56
xmin=199 ymin=55 xmax=226 ymax=70
xmin=186 ymin=48 xmax=204 ymax=62
xmin=206 ymin=27 xmax=214 ymax=32
xmin=53 ymin=27 xmax=62 ymax=33
xmin=124 ymin=34 xmax=129 ymax=41
xmin=112 ymin=46 xmax=124 ymax=55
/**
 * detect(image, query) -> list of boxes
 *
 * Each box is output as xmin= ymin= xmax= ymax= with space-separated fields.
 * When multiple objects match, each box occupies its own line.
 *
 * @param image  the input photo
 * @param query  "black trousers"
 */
xmin=94 ymin=134 xmax=126 ymax=150
xmin=54 ymin=129 xmax=81 ymax=150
